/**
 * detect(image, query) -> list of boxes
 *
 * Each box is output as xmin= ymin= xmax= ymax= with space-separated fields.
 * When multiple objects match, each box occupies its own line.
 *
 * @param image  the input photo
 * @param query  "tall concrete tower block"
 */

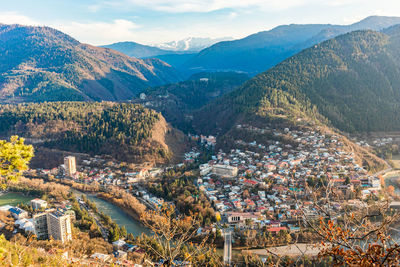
xmin=64 ymin=156 xmax=76 ymax=177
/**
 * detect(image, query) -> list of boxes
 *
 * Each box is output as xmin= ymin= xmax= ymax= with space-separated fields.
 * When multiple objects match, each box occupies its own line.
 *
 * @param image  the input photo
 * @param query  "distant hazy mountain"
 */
xmin=0 ymin=24 xmax=181 ymax=103
xmin=102 ymin=41 xmax=179 ymax=58
xmin=154 ymin=37 xmax=233 ymax=52
xmin=194 ymin=27 xmax=400 ymax=136
xmin=185 ymin=16 xmax=400 ymax=74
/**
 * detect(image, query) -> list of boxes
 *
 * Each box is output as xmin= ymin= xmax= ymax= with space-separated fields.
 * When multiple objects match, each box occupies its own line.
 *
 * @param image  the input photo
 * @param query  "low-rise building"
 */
xmin=9 ymin=207 xmax=28 ymax=220
xmin=31 ymin=199 xmax=48 ymax=210
xmin=212 ymin=165 xmax=238 ymax=178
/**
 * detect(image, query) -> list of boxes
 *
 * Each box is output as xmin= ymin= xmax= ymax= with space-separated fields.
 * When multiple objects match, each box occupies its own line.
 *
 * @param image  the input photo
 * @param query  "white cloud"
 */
xmin=327 ymin=0 xmax=364 ymax=6
xmin=0 ymin=11 xmax=40 ymax=26
xmin=56 ymin=19 xmax=139 ymax=45
xmin=228 ymin=12 xmax=238 ymax=19
xmin=120 ymin=0 xmax=326 ymax=13
xmin=88 ymin=4 xmax=102 ymax=13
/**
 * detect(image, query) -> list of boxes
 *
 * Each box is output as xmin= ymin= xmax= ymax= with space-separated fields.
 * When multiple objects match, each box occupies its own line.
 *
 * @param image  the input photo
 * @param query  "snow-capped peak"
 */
xmin=154 ymin=37 xmax=233 ymax=52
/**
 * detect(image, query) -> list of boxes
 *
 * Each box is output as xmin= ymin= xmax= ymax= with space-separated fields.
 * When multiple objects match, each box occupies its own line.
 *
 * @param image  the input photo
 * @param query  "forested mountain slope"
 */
xmin=0 ymin=102 xmax=186 ymax=163
xmin=0 ymin=24 xmax=181 ymax=103
xmin=139 ymin=72 xmax=248 ymax=132
xmin=194 ymin=29 xmax=400 ymax=135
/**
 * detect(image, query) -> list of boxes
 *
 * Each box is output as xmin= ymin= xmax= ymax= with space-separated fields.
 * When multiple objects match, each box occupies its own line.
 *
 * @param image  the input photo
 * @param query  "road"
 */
xmin=75 ymin=195 xmax=109 ymax=241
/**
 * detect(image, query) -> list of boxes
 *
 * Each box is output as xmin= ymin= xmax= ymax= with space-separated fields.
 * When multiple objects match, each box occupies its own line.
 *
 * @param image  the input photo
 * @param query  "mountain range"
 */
xmin=102 ymin=37 xmax=233 ymax=72
xmin=193 ymin=26 xmax=400 ymax=136
xmin=102 ymin=37 xmax=233 ymax=59
xmin=101 ymin=41 xmax=181 ymax=58
xmin=153 ymin=37 xmax=233 ymax=52
xmin=185 ymin=16 xmax=400 ymax=74
xmin=0 ymin=24 xmax=181 ymax=103
xmin=0 ymin=17 xmax=398 ymax=167
xmin=1 ymin=16 xmax=400 ymax=137
xmin=102 ymin=16 xmax=400 ymax=76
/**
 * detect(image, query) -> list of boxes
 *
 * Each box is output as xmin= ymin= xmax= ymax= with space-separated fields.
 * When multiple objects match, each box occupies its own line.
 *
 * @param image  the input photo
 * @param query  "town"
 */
xmin=196 ymin=125 xmax=382 ymax=230
xmin=0 ymin=123 xmax=391 ymax=265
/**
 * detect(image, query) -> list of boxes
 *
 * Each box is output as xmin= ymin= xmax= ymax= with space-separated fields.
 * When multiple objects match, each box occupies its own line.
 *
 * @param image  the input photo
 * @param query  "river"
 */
xmin=384 ymin=171 xmax=400 ymax=194
xmin=71 ymin=189 xmax=150 ymax=236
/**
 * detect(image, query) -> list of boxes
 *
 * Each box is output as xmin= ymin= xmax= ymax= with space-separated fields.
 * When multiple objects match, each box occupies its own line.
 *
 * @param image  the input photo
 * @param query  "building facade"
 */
xmin=33 ymin=210 xmax=72 ymax=243
xmin=47 ymin=211 xmax=72 ymax=243
xmin=64 ymin=156 xmax=76 ymax=177
xmin=33 ymin=212 xmax=49 ymax=239
xmin=212 ymin=164 xmax=238 ymax=178
xmin=31 ymin=199 xmax=48 ymax=210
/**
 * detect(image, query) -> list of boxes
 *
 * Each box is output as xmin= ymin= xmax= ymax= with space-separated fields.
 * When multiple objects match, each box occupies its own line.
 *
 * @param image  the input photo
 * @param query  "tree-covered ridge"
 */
xmin=146 ymin=72 xmax=248 ymax=110
xmin=142 ymin=72 xmax=248 ymax=132
xmin=195 ymin=29 xmax=400 ymax=134
xmin=0 ymin=102 xmax=168 ymax=162
xmin=0 ymin=24 xmax=181 ymax=103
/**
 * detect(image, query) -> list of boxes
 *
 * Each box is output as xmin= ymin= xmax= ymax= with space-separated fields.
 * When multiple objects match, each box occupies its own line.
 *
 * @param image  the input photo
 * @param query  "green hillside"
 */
xmin=146 ymin=72 xmax=248 ymax=109
xmin=142 ymin=72 xmax=248 ymax=131
xmin=194 ymin=29 xmax=400 ymax=134
xmin=0 ymin=102 xmax=178 ymax=163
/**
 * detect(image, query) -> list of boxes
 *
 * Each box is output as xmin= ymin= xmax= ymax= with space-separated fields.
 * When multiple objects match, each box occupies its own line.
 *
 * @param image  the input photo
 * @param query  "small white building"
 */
xmin=212 ymin=165 xmax=238 ymax=178
xmin=112 ymin=239 xmax=126 ymax=249
xmin=31 ymin=199 xmax=48 ymax=210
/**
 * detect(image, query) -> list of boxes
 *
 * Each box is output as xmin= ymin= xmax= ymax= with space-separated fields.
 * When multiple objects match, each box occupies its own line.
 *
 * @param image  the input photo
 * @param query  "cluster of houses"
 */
xmin=27 ymin=155 xmax=164 ymax=190
xmin=188 ymin=134 xmax=217 ymax=147
xmin=184 ymin=149 xmax=201 ymax=164
xmin=196 ymin=125 xmax=383 ymax=232
xmin=135 ymin=190 xmax=165 ymax=210
xmin=90 ymin=239 xmax=144 ymax=265
xmin=0 ymin=198 xmax=74 ymax=243
xmin=356 ymin=136 xmax=398 ymax=148
xmin=73 ymin=160 xmax=162 ymax=187
xmin=371 ymin=137 xmax=395 ymax=147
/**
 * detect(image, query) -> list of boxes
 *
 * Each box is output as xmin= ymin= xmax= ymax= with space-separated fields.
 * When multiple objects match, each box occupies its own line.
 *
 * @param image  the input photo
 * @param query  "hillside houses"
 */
xmin=197 ymin=125 xmax=382 ymax=231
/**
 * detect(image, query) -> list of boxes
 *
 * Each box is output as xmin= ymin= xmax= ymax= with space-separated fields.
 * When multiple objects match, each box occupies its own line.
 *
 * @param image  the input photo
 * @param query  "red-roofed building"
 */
xmin=267 ymin=227 xmax=287 ymax=233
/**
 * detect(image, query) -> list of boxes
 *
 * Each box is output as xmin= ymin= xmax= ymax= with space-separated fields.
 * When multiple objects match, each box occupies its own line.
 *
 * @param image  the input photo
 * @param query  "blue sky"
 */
xmin=1 ymin=0 xmax=400 ymax=45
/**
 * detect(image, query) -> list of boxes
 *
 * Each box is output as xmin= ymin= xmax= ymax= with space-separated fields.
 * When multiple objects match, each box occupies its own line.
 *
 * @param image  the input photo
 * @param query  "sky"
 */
xmin=1 ymin=0 xmax=400 ymax=45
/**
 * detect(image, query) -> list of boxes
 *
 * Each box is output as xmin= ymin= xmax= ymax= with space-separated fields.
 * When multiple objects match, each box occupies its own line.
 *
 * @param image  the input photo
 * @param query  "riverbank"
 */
xmin=384 ymin=170 xmax=400 ymax=194
xmin=96 ymin=193 xmax=142 ymax=222
xmin=71 ymin=188 xmax=150 ymax=236
xmin=56 ymin=177 xmax=147 ymax=226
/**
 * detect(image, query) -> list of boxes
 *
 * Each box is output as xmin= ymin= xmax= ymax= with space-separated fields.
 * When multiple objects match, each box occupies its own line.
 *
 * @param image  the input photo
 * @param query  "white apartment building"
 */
xmin=33 ymin=212 xmax=49 ymax=239
xmin=212 ymin=164 xmax=238 ymax=178
xmin=64 ymin=156 xmax=77 ymax=177
xmin=33 ymin=210 xmax=72 ymax=243
xmin=47 ymin=211 xmax=72 ymax=243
